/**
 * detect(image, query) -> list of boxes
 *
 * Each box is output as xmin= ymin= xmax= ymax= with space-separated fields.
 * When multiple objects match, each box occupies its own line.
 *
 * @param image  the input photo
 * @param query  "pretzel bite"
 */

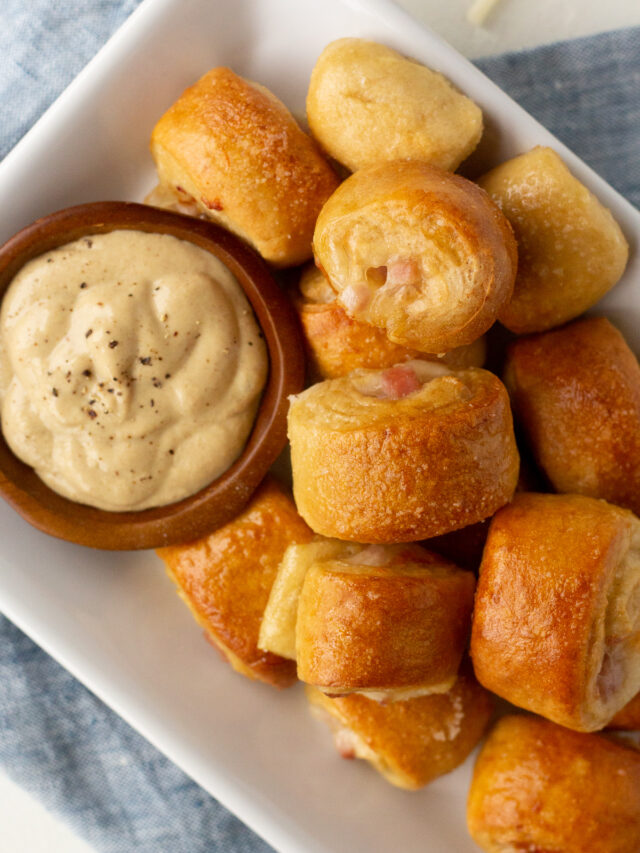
xmin=295 ymin=543 xmax=475 ymax=699
xmin=467 ymin=715 xmax=640 ymax=853
xmin=157 ymin=477 xmax=312 ymax=688
xmin=306 ymin=38 xmax=483 ymax=173
xmin=295 ymin=264 xmax=487 ymax=380
xmin=288 ymin=362 xmax=519 ymax=543
xmin=258 ymin=537 xmax=360 ymax=661
xmin=505 ymin=317 xmax=640 ymax=515
xmin=471 ymin=493 xmax=640 ymax=731
xmin=313 ymin=160 xmax=516 ymax=353
xmin=149 ymin=67 xmax=339 ymax=267
xmin=306 ymin=664 xmax=493 ymax=790
xmin=478 ymin=146 xmax=628 ymax=334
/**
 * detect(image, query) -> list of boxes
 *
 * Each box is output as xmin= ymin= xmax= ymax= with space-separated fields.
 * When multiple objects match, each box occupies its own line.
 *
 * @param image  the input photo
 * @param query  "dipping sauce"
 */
xmin=0 ymin=230 xmax=268 ymax=511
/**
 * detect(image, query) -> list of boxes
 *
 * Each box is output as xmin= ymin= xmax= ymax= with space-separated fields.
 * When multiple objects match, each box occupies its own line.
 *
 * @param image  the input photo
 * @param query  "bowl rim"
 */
xmin=0 ymin=200 xmax=305 ymax=549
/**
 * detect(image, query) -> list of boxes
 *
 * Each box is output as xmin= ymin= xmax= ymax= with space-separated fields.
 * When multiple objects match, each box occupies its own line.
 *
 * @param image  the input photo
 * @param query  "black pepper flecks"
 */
xmin=85 ymin=329 xmax=93 ymax=338
xmin=109 ymin=340 xmax=119 ymax=349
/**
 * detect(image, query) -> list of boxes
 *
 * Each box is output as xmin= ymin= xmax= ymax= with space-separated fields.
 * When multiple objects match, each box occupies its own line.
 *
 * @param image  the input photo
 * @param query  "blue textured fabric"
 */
xmin=0 ymin=3 xmax=639 ymax=852
xmin=479 ymin=26 xmax=640 ymax=208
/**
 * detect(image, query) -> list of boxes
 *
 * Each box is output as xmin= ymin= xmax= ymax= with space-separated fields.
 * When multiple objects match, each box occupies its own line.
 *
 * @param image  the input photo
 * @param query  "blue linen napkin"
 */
xmin=0 ymin=3 xmax=639 ymax=851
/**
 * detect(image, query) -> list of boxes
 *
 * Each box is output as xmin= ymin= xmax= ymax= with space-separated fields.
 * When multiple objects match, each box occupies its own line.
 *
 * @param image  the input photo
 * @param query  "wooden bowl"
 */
xmin=0 ymin=201 xmax=305 ymax=550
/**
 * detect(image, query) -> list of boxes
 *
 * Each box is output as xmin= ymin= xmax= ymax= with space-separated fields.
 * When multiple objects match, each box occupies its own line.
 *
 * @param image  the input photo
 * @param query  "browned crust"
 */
xmin=504 ymin=316 xmax=640 ymax=516
xmin=478 ymin=146 xmax=629 ymax=335
xmin=467 ymin=715 xmax=640 ymax=853
xmin=157 ymin=476 xmax=313 ymax=687
xmin=312 ymin=160 xmax=517 ymax=353
xmin=297 ymin=293 xmax=427 ymax=378
xmin=150 ymin=67 xmax=339 ymax=267
xmin=288 ymin=368 xmax=519 ymax=542
xmin=295 ymin=549 xmax=475 ymax=691
xmin=294 ymin=266 xmax=486 ymax=380
xmin=470 ymin=492 xmax=639 ymax=731
xmin=306 ymin=664 xmax=493 ymax=790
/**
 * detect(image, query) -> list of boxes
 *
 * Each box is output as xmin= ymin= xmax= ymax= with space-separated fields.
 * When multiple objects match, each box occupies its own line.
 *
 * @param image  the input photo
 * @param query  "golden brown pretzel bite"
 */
xmin=307 ymin=664 xmax=493 ymax=790
xmin=505 ymin=316 xmax=640 ymax=516
xmin=306 ymin=38 xmax=483 ymax=173
xmin=479 ymin=146 xmax=628 ymax=334
xmin=295 ymin=264 xmax=487 ymax=380
xmin=157 ymin=477 xmax=312 ymax=688
xmin=150 ymin=67 xmax=339 ymax=267
xmin=288 ymin=362 xmax=519 ymax=543
xmin=295 ymin=543 xmax=475 ymax=700
xmin=312 ymin=160 xmax=516 ymax=354
xmin=467 ymin=715 xmax=640 ymax=853
xmin=471 ymin=493 xmax=640 ymax=731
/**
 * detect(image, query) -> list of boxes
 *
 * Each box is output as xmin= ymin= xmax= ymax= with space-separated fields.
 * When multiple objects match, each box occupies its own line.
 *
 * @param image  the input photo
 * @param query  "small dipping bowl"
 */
xmin=0 ymin=202 xmax=305 ymax=549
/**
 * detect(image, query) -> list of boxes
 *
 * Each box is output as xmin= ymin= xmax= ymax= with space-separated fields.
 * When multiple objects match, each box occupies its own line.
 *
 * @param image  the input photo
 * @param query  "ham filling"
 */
xmin=355 ymin=360 xmax=453 ymax=400
xmin=342 ymin=257 xmax=421 ymax=317
xmin=340 ymin=282 xmax=373 ymax=314
xmin=365 ymin=257 xmax=421 ymax=290
xmin=380 ymin=365 xmax=422 ymax=399
xmin=385 ymin=257 xmax=421 ymax=287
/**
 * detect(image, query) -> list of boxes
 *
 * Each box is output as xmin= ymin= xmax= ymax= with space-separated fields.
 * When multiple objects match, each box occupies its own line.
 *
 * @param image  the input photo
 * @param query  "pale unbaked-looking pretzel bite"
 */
xmin=259 ymin=538 xmax=359 ymax=661
xmin=505 ymin=316 xmax=640 ymax=516
xmin=260 ymin=539 xmax=475 ymax=700
xmin=288 ymin=361 xmax=519 ymax=543
xmin=306 ymin=38 xmax=483 ymax=173
xmin=149 ymin=67 xmax=339 ymax=267
xmin=157 ymin=477 xmax=312 ymax=688
xmin=467 ymin=715 xmax=640 ymax=853
xmin=313 ymin=160 xmax=517 ymax=354
xmin=295 ymin=264 xmax=487 ymax=380
xmin=306 ymin=663 xmax=493 ymax=791
xmin=471 ymin=493 xmax=640 ymax=732
xmin=479 ymin=146 xmax=629 ymax=334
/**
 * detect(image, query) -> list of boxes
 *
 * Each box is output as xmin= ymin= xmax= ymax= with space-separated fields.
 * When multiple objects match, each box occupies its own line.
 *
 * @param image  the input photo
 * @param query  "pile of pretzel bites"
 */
xmin=153 ymin=38 xmax=640 ymax=852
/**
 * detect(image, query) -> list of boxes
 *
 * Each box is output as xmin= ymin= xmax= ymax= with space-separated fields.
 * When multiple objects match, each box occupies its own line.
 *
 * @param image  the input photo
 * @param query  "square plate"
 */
xmin=0 ymin=1 xmax=638 ymax=852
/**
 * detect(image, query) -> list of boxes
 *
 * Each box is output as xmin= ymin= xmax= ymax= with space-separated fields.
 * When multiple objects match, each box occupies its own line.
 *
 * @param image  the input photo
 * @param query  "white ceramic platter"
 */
xmin=0 ymin=1 xmax=638 ymax=852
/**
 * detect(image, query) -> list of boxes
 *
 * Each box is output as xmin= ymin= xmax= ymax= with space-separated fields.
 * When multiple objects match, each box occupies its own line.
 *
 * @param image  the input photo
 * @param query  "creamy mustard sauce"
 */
xmin=0 ymin=230 xmax=268 ymax=511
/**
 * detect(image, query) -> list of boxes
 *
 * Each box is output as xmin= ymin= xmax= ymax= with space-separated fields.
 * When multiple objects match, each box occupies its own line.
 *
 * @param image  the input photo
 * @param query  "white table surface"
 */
xmin=2 ymin=0 xmax=639 ymax=851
